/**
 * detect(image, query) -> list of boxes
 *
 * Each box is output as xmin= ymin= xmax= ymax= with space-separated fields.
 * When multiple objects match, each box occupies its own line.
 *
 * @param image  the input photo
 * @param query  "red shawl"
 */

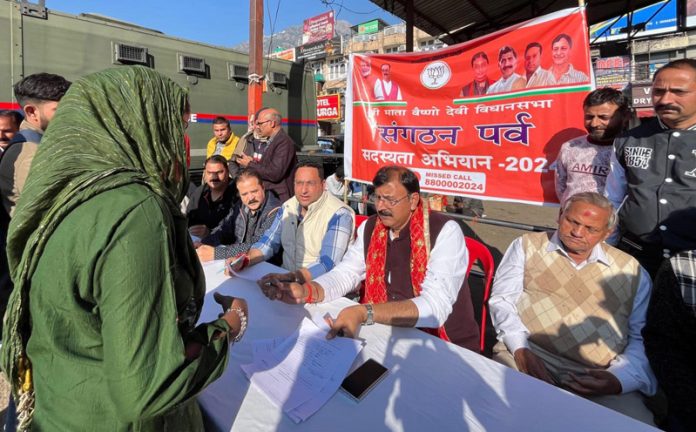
xmin=362 ymin=200 xmax=447 ymax=339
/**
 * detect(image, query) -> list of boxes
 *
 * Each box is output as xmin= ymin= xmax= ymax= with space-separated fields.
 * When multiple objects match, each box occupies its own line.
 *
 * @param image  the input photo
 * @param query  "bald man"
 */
xmin=232 ymin=108 xmax=297 ymax=203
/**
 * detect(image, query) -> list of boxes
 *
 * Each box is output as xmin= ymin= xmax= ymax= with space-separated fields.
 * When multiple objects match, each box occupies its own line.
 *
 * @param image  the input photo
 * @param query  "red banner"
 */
xmin=317 ymin=94 xmax=341 ymax=121
xmin=303 ymin=11 xmax=335 ymax=44
xmin=346 ymin=8 xmax=593 ymax=205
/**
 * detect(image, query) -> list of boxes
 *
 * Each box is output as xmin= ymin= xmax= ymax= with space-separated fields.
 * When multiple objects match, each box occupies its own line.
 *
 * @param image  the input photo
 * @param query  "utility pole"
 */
xmin=248 ymin=0 xmax=264 ymax=118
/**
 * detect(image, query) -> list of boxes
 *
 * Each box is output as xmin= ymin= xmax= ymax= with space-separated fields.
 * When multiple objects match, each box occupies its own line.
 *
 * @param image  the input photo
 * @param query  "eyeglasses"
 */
xmin=374 ymin=194 xmax=410 ymax=207
xmin=255 ymin=120 xmax=272 ymax=126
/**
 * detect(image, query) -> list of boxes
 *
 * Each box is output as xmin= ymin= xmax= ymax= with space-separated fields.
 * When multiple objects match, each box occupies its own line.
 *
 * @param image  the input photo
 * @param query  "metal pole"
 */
xmin=406 ymin=0 xmax=414 ymax=52
xmin=248 ymin=0 xmax=264 ymax=118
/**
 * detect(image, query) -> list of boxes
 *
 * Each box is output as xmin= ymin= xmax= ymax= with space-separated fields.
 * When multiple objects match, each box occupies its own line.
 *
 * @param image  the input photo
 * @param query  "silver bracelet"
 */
xmin=227 ymin=307 xmax=247 ymax=343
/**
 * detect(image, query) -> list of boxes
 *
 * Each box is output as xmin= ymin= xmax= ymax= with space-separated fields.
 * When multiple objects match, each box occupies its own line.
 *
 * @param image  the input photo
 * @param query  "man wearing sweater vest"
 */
xmin=489 ymin=192 xmax=656 ymax=425
xmin=255 ymin=165 xmax=480 ymax=352
xmin=227 ymin=161 xmax=354 ymax=283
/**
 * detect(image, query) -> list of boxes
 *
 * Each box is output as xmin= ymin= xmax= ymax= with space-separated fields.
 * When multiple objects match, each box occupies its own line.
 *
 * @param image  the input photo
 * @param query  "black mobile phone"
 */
xmin=340 ymin=359 xmax=388 ymax=402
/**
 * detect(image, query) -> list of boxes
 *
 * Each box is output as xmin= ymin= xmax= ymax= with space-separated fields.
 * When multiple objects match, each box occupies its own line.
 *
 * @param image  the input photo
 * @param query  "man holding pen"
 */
xmin=253 ymin=166 xmax=480 ymax=352
xmin=227 ymin=161 xmax=354 ymax=284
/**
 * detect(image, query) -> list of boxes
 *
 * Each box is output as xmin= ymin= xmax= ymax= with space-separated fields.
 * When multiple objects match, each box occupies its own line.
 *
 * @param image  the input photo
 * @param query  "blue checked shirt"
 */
xmin=251 ymin=205 xmax=354 ymax=279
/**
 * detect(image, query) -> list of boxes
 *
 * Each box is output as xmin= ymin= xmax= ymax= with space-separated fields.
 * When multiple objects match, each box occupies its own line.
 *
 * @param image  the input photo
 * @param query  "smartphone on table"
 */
xmin=340 ymin=359 xmax=389 ymax=402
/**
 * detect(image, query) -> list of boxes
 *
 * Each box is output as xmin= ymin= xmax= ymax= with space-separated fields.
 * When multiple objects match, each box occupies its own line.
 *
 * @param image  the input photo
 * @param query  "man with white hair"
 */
xmin=489 ymin=192 xmax=656 ymax=425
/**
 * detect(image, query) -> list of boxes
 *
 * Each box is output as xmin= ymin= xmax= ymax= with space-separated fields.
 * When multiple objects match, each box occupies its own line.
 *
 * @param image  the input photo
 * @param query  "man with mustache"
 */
xmin=555 ymin=88 xmax=629 ymax=205
xmin=195 ymin=168 xmax=280 ymax=261
xmin=487 ymin=46 xmax=526 ymax=94
xmin=187 ymin=155 xmax=237 ymax=238
xmin=255 ymin=165 xmax=480 ymax=352
xmin=489 ymin=192 xmax=656 ymax=425
xmin=228 ymin=161 xmax=354 ymax=283
xmin=0 ymin=110 xmax=22 ymax=152
xmin=606 ymin=59 xmax=696 ymax=277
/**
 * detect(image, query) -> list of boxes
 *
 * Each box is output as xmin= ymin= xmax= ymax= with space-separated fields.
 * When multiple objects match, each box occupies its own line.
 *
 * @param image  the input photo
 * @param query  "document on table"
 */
xmin=241 ymin=317 xmax=364 ymax=423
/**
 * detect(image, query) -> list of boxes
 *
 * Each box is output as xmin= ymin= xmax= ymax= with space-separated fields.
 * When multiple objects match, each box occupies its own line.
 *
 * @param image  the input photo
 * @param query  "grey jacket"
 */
xmin=202 ymin=191 xmax=281 ymax=259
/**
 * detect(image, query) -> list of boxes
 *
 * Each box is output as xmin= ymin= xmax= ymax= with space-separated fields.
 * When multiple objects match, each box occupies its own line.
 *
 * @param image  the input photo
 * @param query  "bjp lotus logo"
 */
xmin=420 ymin=61 xmax=451 ymax=89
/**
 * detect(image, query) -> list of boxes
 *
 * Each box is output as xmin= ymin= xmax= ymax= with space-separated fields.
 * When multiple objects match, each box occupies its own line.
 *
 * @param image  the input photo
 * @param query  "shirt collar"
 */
xmin=558 ymin=64 xmax=576 ymax=77
xmin=657 ymin=116 xmax=696 ymax=130
xmin=546 ymin=232 xmax=612 ymax=267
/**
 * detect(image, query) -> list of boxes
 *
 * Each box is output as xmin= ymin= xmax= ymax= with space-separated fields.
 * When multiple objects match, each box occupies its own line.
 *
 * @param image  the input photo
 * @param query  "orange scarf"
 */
xmin=362 ymin=201 xmax=447 ymax=339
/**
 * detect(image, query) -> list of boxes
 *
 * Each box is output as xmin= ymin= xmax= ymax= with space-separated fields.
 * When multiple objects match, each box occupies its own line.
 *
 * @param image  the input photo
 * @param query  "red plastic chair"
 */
xmin=465 ymin=237 xmax=495 ymax=353
xmin=354 ymin=214 xmax=369 ymax=228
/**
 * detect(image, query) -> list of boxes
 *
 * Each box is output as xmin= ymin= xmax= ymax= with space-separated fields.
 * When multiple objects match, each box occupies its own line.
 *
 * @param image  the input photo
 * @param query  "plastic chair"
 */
xmin=464 ymin=237 xmax=495 ymax=353
xmin=354 ymin=214 xmax=369 ymax=228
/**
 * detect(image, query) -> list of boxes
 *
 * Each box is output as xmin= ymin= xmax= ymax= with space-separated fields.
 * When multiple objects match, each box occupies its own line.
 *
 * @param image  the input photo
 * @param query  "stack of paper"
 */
xmin=241 ymin=317 xmax=364 ymax=423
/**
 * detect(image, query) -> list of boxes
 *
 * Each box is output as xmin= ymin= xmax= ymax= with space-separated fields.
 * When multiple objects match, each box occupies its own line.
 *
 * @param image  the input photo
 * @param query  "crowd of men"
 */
xmin=0 ymin=58 xmax=695 ymax=431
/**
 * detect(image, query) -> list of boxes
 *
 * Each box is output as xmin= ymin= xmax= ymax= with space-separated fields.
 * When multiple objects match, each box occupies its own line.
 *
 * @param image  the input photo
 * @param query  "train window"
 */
xmin=113 ymin=42 xmax=149 ymax=65
xmin=271 ymin=72 xmax=288 ymax=88
xmin=229 ymin=63 xmax=249 ymax=83
xmin=178 ymin=54 xmax=206 ymax=74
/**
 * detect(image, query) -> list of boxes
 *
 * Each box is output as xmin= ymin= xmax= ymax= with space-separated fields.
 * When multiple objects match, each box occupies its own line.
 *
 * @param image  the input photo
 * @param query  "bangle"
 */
xmin=304 ymin=282 xmax=314 ymax=304
xmin=226 ymin=307 xmax=247 ymax=342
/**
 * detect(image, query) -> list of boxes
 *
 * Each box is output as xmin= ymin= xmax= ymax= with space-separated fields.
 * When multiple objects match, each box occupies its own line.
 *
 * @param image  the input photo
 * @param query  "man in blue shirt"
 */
xmin=228 ymin=161 xmax=354 ymax=283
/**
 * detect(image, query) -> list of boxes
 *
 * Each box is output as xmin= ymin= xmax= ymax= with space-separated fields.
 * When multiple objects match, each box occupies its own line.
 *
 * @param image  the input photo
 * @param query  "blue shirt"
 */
xmin=252 ymin=205 xmax=354 ymax=279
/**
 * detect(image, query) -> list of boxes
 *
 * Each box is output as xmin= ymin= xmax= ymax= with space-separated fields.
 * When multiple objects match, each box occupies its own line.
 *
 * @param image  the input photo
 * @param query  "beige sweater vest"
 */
xmin=280 ymin=191 xmax=353 ymax=271
xmin=518 ymin=232 xmax=640 ymax=368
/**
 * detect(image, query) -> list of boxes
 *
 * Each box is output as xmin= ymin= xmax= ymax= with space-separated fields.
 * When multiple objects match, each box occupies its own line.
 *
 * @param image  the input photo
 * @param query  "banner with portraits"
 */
xmin=345 ymin=7 xmax=593 ymax=205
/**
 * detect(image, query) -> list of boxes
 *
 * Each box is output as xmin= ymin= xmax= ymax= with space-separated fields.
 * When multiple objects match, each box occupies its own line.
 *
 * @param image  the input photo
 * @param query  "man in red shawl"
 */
xmin=258 ymin=165 xmax=480 ymax=351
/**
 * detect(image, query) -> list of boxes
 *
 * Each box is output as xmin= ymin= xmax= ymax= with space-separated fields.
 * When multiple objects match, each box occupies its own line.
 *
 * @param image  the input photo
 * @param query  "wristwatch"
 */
xmin=364 ymin=303 xmax=375 ymax=326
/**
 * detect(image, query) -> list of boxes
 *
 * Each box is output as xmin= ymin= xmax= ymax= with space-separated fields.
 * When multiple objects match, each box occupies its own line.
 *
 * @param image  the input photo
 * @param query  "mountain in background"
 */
xmin=232 ymin=19 xmax=353 ymax=53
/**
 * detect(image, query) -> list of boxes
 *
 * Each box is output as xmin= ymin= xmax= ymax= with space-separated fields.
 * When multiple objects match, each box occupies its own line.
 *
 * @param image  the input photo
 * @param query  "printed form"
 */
xmin=242 ymin=317 xmax=363 ymax=422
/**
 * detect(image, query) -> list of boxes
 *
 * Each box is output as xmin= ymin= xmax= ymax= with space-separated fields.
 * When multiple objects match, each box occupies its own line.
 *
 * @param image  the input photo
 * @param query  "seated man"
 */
xmin=229 ymin=161 xmax=354 ymax=282
xmin=195 ymin=168 xmax=281 ymax=261
xmin=489 ymin=192 xmax=656 ymax=424
xmin=643 ymin=251 xmax=696 ymax=431
xmin=256 ymin=166 xmax=480 ymax=352
xmin=187 ymin=155 xmax=237 ymax=238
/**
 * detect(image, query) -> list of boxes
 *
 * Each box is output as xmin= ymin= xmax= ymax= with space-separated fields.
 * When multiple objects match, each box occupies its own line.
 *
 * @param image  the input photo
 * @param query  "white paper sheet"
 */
xmin=241 ymin=317 xmax=363 ymax=422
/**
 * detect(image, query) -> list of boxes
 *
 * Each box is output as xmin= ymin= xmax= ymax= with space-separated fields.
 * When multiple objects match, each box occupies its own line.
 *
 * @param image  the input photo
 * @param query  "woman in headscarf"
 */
xmin=1 ymin=66 xmax=247 ymax=431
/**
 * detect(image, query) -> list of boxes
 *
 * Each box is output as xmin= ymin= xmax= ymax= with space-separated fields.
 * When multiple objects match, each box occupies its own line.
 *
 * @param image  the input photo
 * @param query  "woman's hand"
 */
xmin=214 ymin=292 xmax=248 ymax=340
